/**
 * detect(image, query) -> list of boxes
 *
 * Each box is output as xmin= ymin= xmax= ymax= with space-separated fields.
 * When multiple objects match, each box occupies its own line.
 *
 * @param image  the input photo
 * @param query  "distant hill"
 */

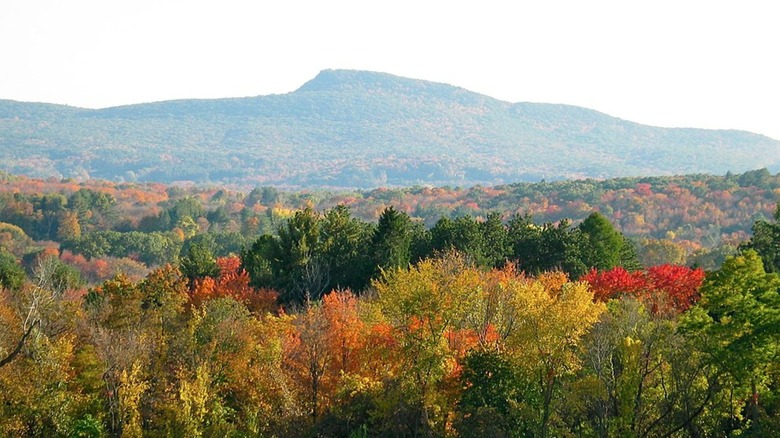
xmin=1 ymin=69 xmax=779 ymax=188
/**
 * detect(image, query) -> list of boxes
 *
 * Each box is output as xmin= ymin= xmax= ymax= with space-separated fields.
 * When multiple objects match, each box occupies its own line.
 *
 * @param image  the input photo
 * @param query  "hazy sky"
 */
xmin=2 ymin=0 xmax=778 ymax=139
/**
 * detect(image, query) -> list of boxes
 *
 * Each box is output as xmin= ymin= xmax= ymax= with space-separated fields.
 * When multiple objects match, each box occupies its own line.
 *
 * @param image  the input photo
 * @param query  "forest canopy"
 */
xmin=1 ymin=169 xmax=779 ymax=436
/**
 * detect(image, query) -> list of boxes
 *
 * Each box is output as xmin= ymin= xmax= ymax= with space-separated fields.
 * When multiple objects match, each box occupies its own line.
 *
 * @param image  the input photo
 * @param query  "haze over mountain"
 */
xmin=1 ymin=69 xmax=778 ymax=188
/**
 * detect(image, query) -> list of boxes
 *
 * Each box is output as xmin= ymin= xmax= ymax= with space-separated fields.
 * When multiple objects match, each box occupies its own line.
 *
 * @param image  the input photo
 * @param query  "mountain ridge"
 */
xmin=1 ymin=69 xmax=778 ymax=188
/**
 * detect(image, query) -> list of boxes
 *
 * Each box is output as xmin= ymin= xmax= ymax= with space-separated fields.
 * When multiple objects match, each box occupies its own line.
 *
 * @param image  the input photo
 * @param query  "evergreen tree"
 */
xmin=430 ymin=216 xmax=484 ymax=264
xmin=579 ymin=212 xmax=626 ymax=271
xmin=371 ymin=207 xmax=413 ymax=275
xmin=480 ymin=212 xmax=511 ymax=268
xmin=320 ymin=205 xmax=374 ymax=292
xmin=508 ymin=214 xmax=586 ymax=277
xmin=741 ymin=204 xmax=780 ymax=273
xmin=274 ymin=207 xmax=327 ymax=303
xmin=179 ymin=242 xmax=219 ymax=282
xmin=242 ymin=234 xmax=276 ymax=289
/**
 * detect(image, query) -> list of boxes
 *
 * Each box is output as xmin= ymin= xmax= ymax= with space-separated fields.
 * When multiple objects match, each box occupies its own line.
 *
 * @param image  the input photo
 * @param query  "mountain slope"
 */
xmin=1 ymin=69 xmax=778 ymax=188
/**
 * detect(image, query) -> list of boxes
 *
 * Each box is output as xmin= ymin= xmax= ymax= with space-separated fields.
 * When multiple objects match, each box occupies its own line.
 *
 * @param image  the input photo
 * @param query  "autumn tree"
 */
xmin=374 ymin=253 xmax=483 ymax=435
xmin=572 ymin=295 xmax=718 ymax=436
xmin=322 ymin=289 xmax=365 ymax=375
xmin=638 ymin=238 xmax=687 ymax=267
xmin=582 ymin=264 xmax=705 ymax=314
xmin=189 ymin=256 xmax=278 ymax=313
xmin=57 ymin=210 xmax=82 ymax=241
xmin=166 ymin=295 xmax=301 ymax=435
xmin=287 ymin=304 xmax=333 ymax=425
xmin=501 ymin=273 xmax=605 ymax=437
xmin=0 ymin=254 xmax=88 ymax=436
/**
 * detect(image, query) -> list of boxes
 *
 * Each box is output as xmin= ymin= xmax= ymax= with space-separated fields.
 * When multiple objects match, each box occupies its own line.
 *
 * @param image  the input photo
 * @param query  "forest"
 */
xmin=1 ymin=169 xmax=780 ymax=436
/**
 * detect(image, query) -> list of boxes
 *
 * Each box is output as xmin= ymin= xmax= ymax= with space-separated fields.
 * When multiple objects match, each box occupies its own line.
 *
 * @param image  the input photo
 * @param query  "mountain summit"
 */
xmin=297 ymin=69 xmax=474 ymax=98
xmin=1 ymin=70 xmax=778 ymax=187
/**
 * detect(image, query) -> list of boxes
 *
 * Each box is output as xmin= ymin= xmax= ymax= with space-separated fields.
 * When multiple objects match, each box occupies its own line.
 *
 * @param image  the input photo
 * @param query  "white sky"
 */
xmin=1 ymin=0 xmax=778 ymax=139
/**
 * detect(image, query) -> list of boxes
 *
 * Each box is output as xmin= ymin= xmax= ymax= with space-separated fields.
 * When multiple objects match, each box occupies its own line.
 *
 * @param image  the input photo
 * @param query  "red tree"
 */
xmin=581 ymin=264 xmax=705 ymax=313
xmin=189 ymin=256 xmax=279 ymax=314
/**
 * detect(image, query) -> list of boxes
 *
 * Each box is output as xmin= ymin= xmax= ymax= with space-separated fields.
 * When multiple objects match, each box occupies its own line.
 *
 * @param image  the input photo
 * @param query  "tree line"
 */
xmin=2 ymin=169 xmax=780 ymax=279
xmin=239 ymin=206 xmax=639 ymax=306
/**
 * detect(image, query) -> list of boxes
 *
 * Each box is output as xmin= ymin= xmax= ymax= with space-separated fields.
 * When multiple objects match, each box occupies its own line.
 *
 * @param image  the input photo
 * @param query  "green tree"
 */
xmin=68 ymin=188 xmax=116 ymax=231
xmin=455 ymin=349 xmax=529 ymax=437
xmin=0 ymin=249 xmax=25 ymax=291
xmin=741 ymin=204 xmax=780 ymax=273
xmin=508 ymin=215 xmax=586 ymax=277
xmin=168 ymin=197 xmax=205 ymax=224
xmin=242 ymin=234 xmax=276 ymax=289
xmin=430 ymin=216 xmax=487 ymax=266
xmin=320 ymin=205 xmax=374 ymax=292
xmin=180 ymin=242 xmax=219 ymax=283
xmin=371 ymin=207 xmax=413 ymax=275
xmin=206 ymin=206 xmax=230 ymax=230
xmin=619 ymin=236 xmax=642 ymax=272
xmin=576 ymin=298 xmax=720 ymax=437
xmin=138 ymin=210 xmax=172 ymax=232
xmin=480 ymin=212 xmax=510 ymax=268
xmin=579 ymin=212 xmax=625 ymax=271
xmin=31 ymin=193 xmax=67 ymax=240
xmin=275 ymin=207 xmax=326 ymax=303
xmin=242 ymin=208 xmax=328 ymax=304
xmin=682 ymin=250 xmax=780 ymax=434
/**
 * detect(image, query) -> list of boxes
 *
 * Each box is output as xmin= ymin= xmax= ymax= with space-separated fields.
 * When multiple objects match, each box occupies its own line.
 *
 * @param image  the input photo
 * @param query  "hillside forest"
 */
xmin=1 ymin=169 xmax=780 ymax=436
xmin=2 ymin=70 xmax=780 ymax=188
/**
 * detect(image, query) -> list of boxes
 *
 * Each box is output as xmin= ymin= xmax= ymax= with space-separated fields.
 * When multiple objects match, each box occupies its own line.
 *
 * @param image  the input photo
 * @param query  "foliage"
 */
xmin=455 ymin=349 xmax=527 ymax=437
xmin=741 ymin=204 xmax=780 ymax=273
xmin=582 ymin=264 xmax=706 ymax=313
xmin=0 ymin=249 xmax=25 ymax=291
xmin=0 ymin=171 xmax=779 ymax=436
xmin=681 ymin=250 xmax=780 ymax=434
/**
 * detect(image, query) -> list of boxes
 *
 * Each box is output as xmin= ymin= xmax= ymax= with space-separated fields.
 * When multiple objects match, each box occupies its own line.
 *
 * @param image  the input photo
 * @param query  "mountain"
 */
xmin=1 ymin=69 xmax=779 ymax=188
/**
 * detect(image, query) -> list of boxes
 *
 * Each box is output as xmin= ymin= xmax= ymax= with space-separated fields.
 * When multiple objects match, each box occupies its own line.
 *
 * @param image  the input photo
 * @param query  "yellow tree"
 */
xmin=83 ymin=274 xmax=151 ymax=435
xmin=374 ymin=252 xmax=482 ymax=434
xmin=118 ymin=361 xmax=149 ymax=438
xmin=177 ymin=297 xmax=301 ymax=436
xmin=0 ymin=258 xmax=87 ymax=436
xmin=230 ymin=313 xmax=301 ymax=435
xmin=56 ymin=210 xmax=81 ymax=241
xmin=501 ymin=271 xmax=605 ymax=437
